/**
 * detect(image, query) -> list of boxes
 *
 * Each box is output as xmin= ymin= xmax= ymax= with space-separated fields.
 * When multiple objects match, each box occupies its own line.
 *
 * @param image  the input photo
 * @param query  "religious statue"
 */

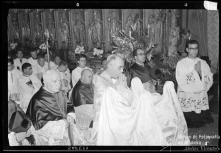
xmin=130 ymin=13 xmax=142 ymax=39
xmin=73 ymin=15 xmax=85 ymax=46
xmin=88 ymin=10 xmax=102 ymax=50
xmin=124 ymin=15 xmax=134 ymax=39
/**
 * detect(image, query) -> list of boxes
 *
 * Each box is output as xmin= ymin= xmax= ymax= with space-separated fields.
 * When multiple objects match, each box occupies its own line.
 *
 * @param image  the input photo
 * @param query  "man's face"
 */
xmin=38 ymin=58 xmax=45 ymax=67
xmin=108 ymin=57 xmax=124 ymax=78
xmin=59 ymin=65 xmax=67 ymax=72
xmin=187 ymin=44 xmax=198 ymax=58
xmin=8 ymin=62 xmax=14 ymax=71
xmin=24 ymin=66 xmax=33 ymax=76
xmin=78 ymin=57 xmax=86 ymax=68
xmin=17 ymin=51 xmax=23 ymax=59
xmin=31 ymin=51 xmax=37 ymax=59
xmin=135 ymin=49 xmax=146 ymax=64
xmin=45 ymin=73 xmax=61 ymax=93
xmin=54 ymin=56 xmax=61 ymax=65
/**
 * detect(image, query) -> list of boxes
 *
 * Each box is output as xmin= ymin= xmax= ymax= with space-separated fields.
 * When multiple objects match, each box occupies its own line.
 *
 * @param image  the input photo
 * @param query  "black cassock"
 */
xmin=70 ymin=80 xmax=94 ymax=107
xmin=129 ymin=63 xmax=157 ymax=86
xmin=26 ymin=87 xmax=75 ymax=130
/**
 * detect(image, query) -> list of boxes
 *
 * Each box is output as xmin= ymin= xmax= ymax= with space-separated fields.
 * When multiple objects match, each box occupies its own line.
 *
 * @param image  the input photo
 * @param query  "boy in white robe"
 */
xmin=27 ymin=49 xmax=38 ymax=67
xmin=56 ymin=61 xmax=71 ymax=96
xmin=32 ymin=54 xmax=48 ymax=81
xmin=8 ymin=58 xmax=22 ymax=103
xmin=18 ymin=63 xmax=42 ymax=112
xmin=71 ymin=54 xmax=92 ymax=88
xmin=176 ymin=40 xmax=213 ymax=127
xmin=13 ymin=50 xmax=28 ymax=71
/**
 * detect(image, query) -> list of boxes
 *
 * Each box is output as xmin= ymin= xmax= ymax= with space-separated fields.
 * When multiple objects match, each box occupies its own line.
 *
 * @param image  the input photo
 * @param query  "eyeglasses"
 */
xmin=188 ymin=47 xmax=198 ymax=50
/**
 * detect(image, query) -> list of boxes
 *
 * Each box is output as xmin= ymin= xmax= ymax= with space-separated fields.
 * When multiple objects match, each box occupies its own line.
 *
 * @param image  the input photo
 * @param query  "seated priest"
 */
xmin=26 ymin=70 xmax=76 ymax=145
xmin=129 ymin=48 xmax=157 ymax=93
xmin=18 ymin=63 xmax=42 ymax=113
xmin=69 ymin=69 xmax=95 ymax=145
xmin=70 ymin=68 xmax=94 ymax=107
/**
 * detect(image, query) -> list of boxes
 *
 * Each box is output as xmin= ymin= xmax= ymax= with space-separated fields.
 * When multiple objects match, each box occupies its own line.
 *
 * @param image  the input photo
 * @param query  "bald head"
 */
xmin=80 ymin=69 xmax=93 ymax=84
xmin=43 ymin=70 xmax=61 ymax=93
xmin=105 ymin=54 xmax=124 ymax=78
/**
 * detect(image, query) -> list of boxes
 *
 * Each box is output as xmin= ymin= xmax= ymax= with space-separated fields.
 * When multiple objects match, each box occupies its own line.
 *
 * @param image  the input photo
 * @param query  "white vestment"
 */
xmin=27 ymin=57 xmax=38 ymax=67
xmin=32 ymin=63 xmax=48 ymax=80
xmin=91 ymin=75 xmax=190 ymax=146
xmin=57 ymin=68 xmax=71 ymax=93
xmin=18 ymin=74 xmax=42 ymax=112
xmin=45 ymin=61 xmax=57 ymax=70
xmin=29 ymin=119 xmax=71 ymax=145
xmin=8 ymin=69 xmax=22 ymax=101
xmin=14 ymin=58 xmax=28 ymax=71
xmin=176 ymin=57 xmax=213 ymax=113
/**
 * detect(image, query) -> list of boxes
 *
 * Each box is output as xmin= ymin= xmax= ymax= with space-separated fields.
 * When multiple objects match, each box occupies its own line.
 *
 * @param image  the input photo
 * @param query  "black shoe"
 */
xmin=26 ymin=134 xmax=35 ymax=145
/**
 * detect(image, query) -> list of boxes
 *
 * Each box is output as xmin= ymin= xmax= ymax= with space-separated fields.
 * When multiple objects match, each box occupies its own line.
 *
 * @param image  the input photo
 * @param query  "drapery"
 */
xmin=187 ymin=10 xmax=208 ymax=57
xmin=93 ymin=76 xmax=190 ymax=145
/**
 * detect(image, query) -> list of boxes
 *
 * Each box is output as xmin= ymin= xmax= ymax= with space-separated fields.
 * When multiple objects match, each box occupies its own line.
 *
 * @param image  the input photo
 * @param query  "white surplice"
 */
xmin=18 ymin=74 xmax=42 ymax=112
xmin=91 ymin=75 xmax=190 ymax=146
xmin=176 ymin=57 xmax=213 ymax=113
xmin=32 ymin=63 xmax=48 ymax=80
xmin=14 ymin=58 xmax=28 ymax=71
xmin=56 ymin=68 xmax=71 ymax=93
xmin=8 ymin=69 xmax=22 ymax=101
xmin=27 ymin=57 xmax=38 ymax=67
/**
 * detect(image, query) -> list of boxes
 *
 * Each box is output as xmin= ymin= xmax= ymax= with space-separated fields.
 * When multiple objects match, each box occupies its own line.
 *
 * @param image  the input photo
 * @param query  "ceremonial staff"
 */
xmin=44 ymin=29 xmax=50 ymax=70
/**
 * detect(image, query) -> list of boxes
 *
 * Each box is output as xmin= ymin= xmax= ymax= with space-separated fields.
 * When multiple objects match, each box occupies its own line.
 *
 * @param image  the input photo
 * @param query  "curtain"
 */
xmin=187 ymin=10 xmax=208 ymax=57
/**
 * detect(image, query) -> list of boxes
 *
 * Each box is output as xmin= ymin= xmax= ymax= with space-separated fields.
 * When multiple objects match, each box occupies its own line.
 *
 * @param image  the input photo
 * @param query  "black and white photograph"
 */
xmin=2 ymin=0 xmax=219 ymax=151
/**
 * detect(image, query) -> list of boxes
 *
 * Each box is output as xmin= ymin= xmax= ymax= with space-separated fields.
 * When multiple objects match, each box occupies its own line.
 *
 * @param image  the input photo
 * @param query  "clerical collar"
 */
xmin=43 ymin=86 xmax=59 ymax=94
xmin=136 ymin=62 xmax=144 ymax=67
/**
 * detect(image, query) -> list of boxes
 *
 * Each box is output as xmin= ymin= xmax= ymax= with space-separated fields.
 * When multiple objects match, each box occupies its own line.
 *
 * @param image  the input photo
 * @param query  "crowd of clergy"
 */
xmin=8 ymin=39 xmax=214 ymax=146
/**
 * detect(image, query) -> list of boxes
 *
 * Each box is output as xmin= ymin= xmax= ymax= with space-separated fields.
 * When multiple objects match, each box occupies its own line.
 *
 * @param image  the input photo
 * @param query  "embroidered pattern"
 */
xmin=186 ymin=72 xmax=195 ymax=84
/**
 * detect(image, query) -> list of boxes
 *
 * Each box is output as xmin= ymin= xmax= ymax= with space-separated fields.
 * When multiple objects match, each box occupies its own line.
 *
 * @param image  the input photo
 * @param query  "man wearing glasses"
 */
xmin=176 ymin=40 xmax=213 ymax=128
xmin=129 ymin=48 xmax=157 ymax=93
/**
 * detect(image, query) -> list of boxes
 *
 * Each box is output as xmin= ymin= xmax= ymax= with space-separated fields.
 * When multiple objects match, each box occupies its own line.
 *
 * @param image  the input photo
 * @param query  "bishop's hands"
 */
xmin=115 ymin=73 xmax=128 ymax=88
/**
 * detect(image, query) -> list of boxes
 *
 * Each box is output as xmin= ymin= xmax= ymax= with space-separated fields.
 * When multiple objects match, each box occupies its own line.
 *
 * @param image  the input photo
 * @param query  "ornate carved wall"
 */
xmin=8 ymin=9 xmax=181 ymax=57
xmin=207 ymin=11 xmax=219 ymax=73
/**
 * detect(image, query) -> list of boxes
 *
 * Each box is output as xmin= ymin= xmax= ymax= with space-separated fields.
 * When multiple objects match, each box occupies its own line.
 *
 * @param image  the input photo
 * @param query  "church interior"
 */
xmin=7 ymin=9 xmax=219 ymax=146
